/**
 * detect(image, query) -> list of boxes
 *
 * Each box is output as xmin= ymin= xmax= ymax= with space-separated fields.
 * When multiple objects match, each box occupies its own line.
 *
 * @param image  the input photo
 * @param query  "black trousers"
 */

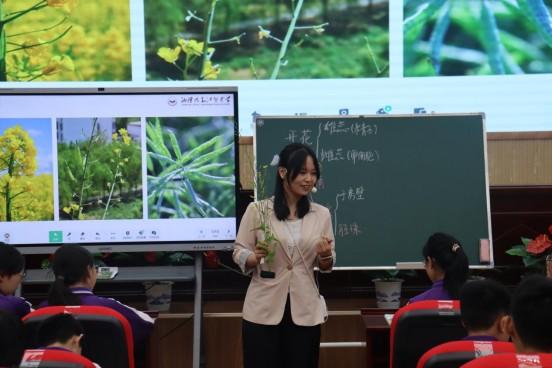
xmin=242 ymin=296 xmax=321 ymax=368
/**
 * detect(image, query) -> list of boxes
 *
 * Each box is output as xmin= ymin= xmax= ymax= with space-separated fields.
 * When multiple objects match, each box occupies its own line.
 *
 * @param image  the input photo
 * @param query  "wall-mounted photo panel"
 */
xmin=2 ymin=1 xmax=131 ymax=81
xmin=145 ymin=0 xmax=390 ymax=80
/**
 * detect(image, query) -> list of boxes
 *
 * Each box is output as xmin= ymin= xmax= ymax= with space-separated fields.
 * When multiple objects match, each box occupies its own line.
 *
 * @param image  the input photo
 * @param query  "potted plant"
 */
xmin=372 ymin=270 xmax=404 ymax=309
xmin=506 ymin=224 xmax=552 ymax=276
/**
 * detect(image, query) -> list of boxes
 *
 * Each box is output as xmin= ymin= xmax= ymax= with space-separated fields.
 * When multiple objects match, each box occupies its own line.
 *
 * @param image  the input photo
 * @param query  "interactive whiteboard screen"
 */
xmin=0 ymin=87 xmax=238 ymax=253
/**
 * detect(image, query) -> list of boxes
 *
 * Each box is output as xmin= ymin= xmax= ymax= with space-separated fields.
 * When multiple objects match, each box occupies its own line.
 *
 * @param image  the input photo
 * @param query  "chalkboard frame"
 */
xmin=254 ymin=113 xmax=493 ymax=270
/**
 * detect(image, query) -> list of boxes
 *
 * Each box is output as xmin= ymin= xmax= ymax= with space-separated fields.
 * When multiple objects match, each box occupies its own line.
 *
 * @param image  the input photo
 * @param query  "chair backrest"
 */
xmin=22 ymin=306 xmax=134 ymax=368
xmin=460 ymin=353 xmax=552 ymax=368
xmin=417 ymin=340 xmax=516 ymax=368
xmin=390 ymin=300 xmax=467 ymax=368
xmin=19 ymin=349 xmax=96 ymax=368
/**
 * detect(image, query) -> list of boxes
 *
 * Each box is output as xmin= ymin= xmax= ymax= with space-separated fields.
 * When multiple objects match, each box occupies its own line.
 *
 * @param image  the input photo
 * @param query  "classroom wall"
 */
xmin=239 ymin=132 xmax=552 ymax=189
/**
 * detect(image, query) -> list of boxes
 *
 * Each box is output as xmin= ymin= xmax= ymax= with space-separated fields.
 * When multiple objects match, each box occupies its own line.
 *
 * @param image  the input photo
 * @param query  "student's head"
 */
xmin=274 ymin=143 xmax=320 ymax=221
xmin=0 ymin=243 xmax=25 ymax=295
xmin=37 ymin=313 xmax=84 ymax=355
xmin=0 ymin=310 xmax=24 ymax=367
xmin=460 ymin=279 xmax=511 ymax=341
xmin=422 ymin=232 xmax=469 ymax=299
xmin=48 ymin=245 xmax=97 ymax=306
xmin=507 ymin=275 xmax=552 ymax=353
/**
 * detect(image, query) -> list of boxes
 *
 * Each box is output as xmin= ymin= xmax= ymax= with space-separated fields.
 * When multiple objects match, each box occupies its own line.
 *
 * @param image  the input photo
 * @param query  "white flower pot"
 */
xmin=373 ymin=279 xmax=403 ymax=309
xmin=144 ymin=281 xmax=173 ymax=312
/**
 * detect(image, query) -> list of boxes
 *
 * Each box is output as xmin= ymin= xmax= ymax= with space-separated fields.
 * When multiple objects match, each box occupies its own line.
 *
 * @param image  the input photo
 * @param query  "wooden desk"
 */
xmin=361 ymin=308 xmax=396 ymax=368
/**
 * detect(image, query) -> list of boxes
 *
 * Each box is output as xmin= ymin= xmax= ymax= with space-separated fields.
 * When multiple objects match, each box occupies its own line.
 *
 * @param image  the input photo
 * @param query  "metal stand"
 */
xmin=193 ymin=252 xmax=203 ymax=368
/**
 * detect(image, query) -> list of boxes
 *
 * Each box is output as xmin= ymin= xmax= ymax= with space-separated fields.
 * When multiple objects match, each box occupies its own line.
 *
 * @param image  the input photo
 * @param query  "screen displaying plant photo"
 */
xmin=1 ymin=0 xmax=131 ymax=81
xmin=146 ymin=116 xmax=235 ymax=219
xmin=404 ymin=0 xmax=552 ymax=76
xmin=0 ymin=118 xmax=54 ymax=222
xmin=145 ymin=0 xmax=389 ymax=80
xmin=57 ymin=117 xmax=143 ymax=220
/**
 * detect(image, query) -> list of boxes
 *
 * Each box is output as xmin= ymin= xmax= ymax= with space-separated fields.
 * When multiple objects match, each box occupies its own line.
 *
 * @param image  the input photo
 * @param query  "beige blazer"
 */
xmin=233 ymin=199 xmax=335 ymax=326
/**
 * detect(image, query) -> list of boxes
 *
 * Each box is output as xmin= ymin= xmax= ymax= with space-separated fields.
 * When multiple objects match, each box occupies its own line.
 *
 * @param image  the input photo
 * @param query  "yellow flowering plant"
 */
xmin=156 ymin=0 xmax=244 ymax=80
xmin=2 ymin=0 xmax=131 ymax=81
xmin=252 ymin=163 xmax=281 ymax=275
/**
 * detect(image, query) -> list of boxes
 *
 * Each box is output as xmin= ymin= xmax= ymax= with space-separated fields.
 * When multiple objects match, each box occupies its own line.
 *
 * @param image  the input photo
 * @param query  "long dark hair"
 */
xmin=48 ymin=245 xmax=94 ymax=306
xmin=423 ymin=232 xmax=469 ymax=299
xmin=273 ymin=143 xmax=320 ymax=221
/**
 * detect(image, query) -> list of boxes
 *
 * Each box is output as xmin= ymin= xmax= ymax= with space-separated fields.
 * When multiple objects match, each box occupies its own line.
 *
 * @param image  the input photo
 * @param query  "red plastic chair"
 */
xmin=19 ymin=349 xmax=96 ymax=368
xmin=390 ymin=300 xmax=466 ymax=368
xmin=460 ymin=353 xmax=552 ymax=368
xmin=22 ymin=306 xmax=134 ymax=368
xmin=417 ymin=340 xmax=516 ymax=368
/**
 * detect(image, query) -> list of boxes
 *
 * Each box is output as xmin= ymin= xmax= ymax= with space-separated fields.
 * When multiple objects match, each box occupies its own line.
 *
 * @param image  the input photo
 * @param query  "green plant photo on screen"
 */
xmin=144 ymin=0 xmax=389 ymax=80
xmin=404 ymin=0 xmax=552 ymax=76
xmin=146 ymin=116 xmax=235 ymax=219
xmin=57 ymin=117 xmax=143 ymax=221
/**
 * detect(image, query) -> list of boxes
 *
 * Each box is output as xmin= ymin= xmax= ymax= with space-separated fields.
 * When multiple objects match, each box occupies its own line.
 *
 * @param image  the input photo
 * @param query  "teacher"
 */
xmin=233 ymin=142 xmax=336 ymax=368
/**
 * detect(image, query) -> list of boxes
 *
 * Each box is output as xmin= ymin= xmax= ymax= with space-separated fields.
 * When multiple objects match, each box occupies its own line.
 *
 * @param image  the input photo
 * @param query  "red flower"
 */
xmin=144 ymin=251 xmax=157 ymax=264
xmin=526 ymin=234 xmax=552 ymax=255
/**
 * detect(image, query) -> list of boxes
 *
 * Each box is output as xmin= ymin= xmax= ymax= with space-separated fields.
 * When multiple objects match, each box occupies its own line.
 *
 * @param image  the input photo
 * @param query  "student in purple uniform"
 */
xmin=409 ymin=232 xmax=469 ymax=303
xmin=0 ymin=310 xmax=25 ymax=368
xmin=21 ymin=313 xmax=100 ymax=368
xmin=0 ymin=243 xmax=32 ymax=318
xmin=459 ymin=279 xmax=511 ymax=341
xmin=41 ymin=245 xmax=154 ymax=358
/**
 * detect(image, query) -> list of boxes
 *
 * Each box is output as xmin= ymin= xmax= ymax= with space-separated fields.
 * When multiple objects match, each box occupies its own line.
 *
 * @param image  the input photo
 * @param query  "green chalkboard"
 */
xmin=254 ymin=114 xmax=491 ymax=269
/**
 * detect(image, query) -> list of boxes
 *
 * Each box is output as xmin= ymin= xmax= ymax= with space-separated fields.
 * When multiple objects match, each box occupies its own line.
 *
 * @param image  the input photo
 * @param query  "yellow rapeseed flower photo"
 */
xmin=157 ymin=47 xmax=181 ymax=63
xmin=178 ymin=39 xmax=204 ymax=57
xmin=42 ymin=55 xmax=75 ymax=76
xmin=202 ymin=60 xmax=221 ymax=80
xmin=47 ymin=0 xmax=77 ymax=13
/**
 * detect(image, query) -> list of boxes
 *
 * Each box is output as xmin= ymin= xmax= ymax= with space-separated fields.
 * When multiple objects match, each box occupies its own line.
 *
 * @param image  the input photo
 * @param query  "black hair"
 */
xmin=423 ymin=232 xmax=469 ymax=299
xmin=0 ymin=310 xmax=24 ymax=367
xmin=0 ymin=243 xmax=25 ymax=277
xmin=460 ymin=279 xmax=510 ymax=332
xmin=273 ymin=143 xmax=321 ymax=221
xmin=48 ymin=245 xmax=94 ymax=306
xmin=511 ymin=275 xmax=552 ymax=352
xmin=36 ymin=313 xmax=84 ymax=348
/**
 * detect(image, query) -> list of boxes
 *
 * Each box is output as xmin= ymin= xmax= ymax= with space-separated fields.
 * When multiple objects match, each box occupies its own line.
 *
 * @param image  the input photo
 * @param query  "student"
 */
xmin=506 ymin=274 xmax=552 ymax=353
xmin=233 ymin=143 xmax=335 ymax=368
xmin=19 ymin=313 xmax=99 ymax=368
xmin=409 ymin=232 xmax=469 ymax=303
xmin=41 ymin=245 xmax=154 ymax=356
xmin=459 ymin=279 xmax=511 ymax=341
xmin=36 ymin=313 xmax=86 ymax=355
xmin=0 ymin=243 xmax=32 ymax=318
xmin=0 ymin=310 xmax=24 ymax=368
